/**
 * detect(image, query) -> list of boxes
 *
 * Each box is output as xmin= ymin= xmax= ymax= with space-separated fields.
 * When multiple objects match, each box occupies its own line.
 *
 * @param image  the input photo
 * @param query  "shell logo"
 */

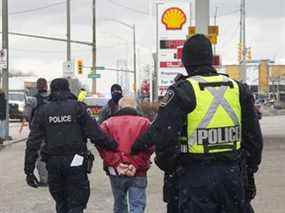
xmin=162 ymin=7 xmax=187 ymax=30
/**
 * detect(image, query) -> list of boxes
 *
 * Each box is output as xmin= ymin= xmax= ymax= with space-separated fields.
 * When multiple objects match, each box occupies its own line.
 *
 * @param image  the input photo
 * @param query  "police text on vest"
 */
xmin=49 ymin=115 xmax=72 ymax=124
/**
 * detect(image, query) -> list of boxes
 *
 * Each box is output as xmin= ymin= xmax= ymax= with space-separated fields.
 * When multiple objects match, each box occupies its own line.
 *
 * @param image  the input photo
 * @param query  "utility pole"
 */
xmin=133 ymin=24 xmax=137 ymax=94
xmin=214 ymin=6 xmax=218 ymax=55
xmin=240 ymin=0 xmax=247 ymax=83
xmin=67 ymin=0 xmax=71 ymax=62
xmin=92 ymin=0 xmax=97 ymax=94
xmin=195 ymin=0 xmax=210 ymax=34
xmin=2 ymin=0 xmax=9 ymax=139
xmin=153 ymin=2 xmax=160 ymax=101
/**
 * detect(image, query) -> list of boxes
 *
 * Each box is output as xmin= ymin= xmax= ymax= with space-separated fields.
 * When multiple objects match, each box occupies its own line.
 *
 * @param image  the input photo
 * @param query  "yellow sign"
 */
xmin=187 ymin=26 xmax=218 ymax=44
xmin=162 ymin=7 xmax=187 ymax=30
xmin=207 ymin=34 xmax=218 ymax=45
xmin=259 ymin=60 xmax=269 ymax=93
xmin=225 ymin=65 xmax=241 ymax=80
xmin=208 ymin=26 xmax=219 ymax=35
xmin=188 ymin=26 xmax=196 ymax=36
xmin=271 ymin=65 xmax=285 ymax=78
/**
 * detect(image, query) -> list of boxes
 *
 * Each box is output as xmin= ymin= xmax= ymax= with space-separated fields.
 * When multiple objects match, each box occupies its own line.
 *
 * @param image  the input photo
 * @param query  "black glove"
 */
xmin=247 ymin=173 xmax=256 ymax=200
xmin=131 ymin=140 xmax=149 ymax=155
xmin=106 ymin=139 xmax=118 ymax=151
xmin=26 ymin=173 xmax=39 ymax=188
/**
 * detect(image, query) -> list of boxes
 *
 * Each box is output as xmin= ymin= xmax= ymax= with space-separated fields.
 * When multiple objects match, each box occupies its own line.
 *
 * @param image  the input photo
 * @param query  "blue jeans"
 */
xmin=109 ymin=176 xmax=147 ymax=213
xmin=0 ymin=120 xmax=5 ymax=139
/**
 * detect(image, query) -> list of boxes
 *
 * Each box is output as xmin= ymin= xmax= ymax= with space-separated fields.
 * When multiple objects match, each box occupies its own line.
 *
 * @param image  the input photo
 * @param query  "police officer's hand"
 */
xmin=131 ymin=140 xmax=148 ymax=155
xmin=174 ymin=73 xmax=186 ymax=83
xmin=247 ymin=173 xmax=256 ymax=200
xmin=26 ymin=173 xmax=39 ymax=188
xmin=107 ymin=139 xmax=118 ymax=151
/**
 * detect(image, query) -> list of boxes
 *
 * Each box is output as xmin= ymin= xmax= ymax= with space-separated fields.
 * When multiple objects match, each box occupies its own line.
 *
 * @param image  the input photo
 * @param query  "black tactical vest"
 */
xmin=43 ymin=99 xmax=85 ymax=155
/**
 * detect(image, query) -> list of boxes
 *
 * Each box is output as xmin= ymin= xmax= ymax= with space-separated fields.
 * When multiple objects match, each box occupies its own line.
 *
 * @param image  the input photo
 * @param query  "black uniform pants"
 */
xmin=178 ymin=162 xmax=246 ymax=213
xmin=46 ymin=156 xmax=90 ymax=213
xmin=163 ymin=174 xmax=179 ymax=213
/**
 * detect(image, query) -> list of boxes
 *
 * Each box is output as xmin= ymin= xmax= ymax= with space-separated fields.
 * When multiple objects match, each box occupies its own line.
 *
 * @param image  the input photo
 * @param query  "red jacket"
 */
xmin=98 ymin=108 xmax=153 ymax=176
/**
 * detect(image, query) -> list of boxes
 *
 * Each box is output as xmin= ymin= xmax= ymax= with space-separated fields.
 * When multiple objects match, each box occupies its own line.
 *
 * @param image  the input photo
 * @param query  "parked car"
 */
xmin=9 ymin=91 xmax=26 ymax=120
xmin=84 ymin=96 xmax=109 ymax=120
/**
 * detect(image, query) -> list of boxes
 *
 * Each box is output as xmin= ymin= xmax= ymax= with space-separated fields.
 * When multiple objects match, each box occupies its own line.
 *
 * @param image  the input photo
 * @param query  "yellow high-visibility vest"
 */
xmin=78 ymin=90 xmax=87 ymax=102
xmin=180 ymin=75 xmax=242 ymax=154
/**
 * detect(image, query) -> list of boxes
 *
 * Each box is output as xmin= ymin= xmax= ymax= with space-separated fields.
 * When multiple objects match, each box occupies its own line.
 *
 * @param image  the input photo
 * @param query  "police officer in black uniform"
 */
xmin=24 ymin=78 xmax=117 ymax=213
xmin=132 ymin=34 xmax=263 ymax=213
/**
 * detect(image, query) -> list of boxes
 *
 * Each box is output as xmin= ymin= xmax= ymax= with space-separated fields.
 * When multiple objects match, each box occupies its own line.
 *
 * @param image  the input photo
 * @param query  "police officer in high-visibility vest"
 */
xmin=131 ymin=34 xmax=263 ymax=213
xmin=78 ymin=88 xmax=87 ymax=102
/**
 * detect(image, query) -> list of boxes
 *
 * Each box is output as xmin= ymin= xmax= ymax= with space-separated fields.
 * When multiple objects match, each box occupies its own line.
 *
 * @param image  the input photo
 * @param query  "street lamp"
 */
xmin=102 ymin=19 xmax=137 ymax=94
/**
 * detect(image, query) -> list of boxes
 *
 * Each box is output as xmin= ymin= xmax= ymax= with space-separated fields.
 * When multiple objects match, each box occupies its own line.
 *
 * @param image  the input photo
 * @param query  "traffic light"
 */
xmin=247 ymin=47 xmax=252 ymax=62
xmin=77 ymin=59 xmax=83 ymax=74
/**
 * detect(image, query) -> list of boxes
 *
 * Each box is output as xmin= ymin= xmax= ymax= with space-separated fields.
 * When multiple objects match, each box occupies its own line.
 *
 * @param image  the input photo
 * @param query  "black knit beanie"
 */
xmin=182 ymin=34 xmax=213 ymax=74
xmin=111 ymin=84 xmax=122 ymax=93
xmin=50 ymin=78 xmax=70 ymax=93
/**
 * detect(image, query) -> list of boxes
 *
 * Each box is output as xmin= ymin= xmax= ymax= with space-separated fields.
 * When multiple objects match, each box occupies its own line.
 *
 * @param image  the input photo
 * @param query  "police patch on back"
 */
xmin=49 ymin=115 xmax=72 ymax=124
xmin=160 ymin=90 xmax=175 ymax=107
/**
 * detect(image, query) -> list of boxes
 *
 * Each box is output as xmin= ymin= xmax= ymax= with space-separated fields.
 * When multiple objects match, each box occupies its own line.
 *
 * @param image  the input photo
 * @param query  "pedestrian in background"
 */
xmin=98 ymin=84 xmax=123 ymax=124
xmin=98 ymin=96 xmax=153 ymax=213
xmin=78 ymin=88 xmax=87 ymax=102
xmin=24 ymin=78 xmax=117 ymax=213
xmin=0 ymin=89 xmax=7 ymax=145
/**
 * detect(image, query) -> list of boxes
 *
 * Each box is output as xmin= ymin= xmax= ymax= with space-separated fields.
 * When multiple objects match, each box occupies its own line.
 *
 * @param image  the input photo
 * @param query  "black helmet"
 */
xmin=182 ymin=34 xmax=213 ymax=67
xmin=50 ymin=78 xmax=70 ymax=93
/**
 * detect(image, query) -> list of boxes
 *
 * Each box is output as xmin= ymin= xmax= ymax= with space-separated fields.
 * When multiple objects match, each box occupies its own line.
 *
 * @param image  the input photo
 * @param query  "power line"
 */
xmin=219 ymin=22 xmax=240 ymax=48
xmin=217 ymin=9 xmax=240 ymax=18
xmin=9 ymin=1 xmax=69 ymax=16
xmin=106 ymin=0 xmax=153 ymax=16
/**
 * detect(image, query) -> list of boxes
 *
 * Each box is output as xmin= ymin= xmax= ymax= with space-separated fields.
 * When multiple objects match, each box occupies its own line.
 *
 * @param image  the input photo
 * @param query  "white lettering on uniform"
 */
xmin=48 ymin=115 xmax=72 ymax=124
xmin=208 ymin=129 xmax=218 ymax=144
xmin=198 ymin=130 xmax=208 ymax=145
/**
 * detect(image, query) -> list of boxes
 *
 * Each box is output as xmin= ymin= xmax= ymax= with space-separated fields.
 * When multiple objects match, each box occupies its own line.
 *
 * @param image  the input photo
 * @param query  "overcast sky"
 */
xmin=0 ymin=0 xmax=284 ymax=93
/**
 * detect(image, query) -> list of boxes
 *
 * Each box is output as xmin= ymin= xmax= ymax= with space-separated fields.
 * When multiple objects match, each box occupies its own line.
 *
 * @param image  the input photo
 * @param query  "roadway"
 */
xmin=0 ymin=116 xmax=284 ymax=213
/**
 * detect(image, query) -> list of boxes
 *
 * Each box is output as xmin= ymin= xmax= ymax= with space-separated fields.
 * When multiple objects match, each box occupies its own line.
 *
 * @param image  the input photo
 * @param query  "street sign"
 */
xmin=96 ymin=66 xmax=105 ymax=70
xmin=188 ymin=26 xmax=196 ymax=36
xmin=0 ymin=49 xmax=8 ymax=69
xmin=63 ymin=60 xmax=74 ymax=77
xmin=88 ymin=73 xmax=101 ymax=79
xmin=207 ymin=34 xmax=218 ymax=45
xmin=208 ymin=26 xmax=219 ymax=35
xmin=187 ymin=26 xmax=219 ymax=44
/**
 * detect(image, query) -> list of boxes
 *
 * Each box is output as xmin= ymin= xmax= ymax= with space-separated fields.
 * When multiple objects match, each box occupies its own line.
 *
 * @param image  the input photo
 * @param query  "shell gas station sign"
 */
xmin=161 ymin=7 xmax=187 ymax=30
xmin=157 ymin=1 xmax=190 ymax=96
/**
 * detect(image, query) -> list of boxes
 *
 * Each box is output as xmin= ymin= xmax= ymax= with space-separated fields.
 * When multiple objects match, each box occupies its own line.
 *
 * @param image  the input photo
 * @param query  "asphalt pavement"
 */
xmin=0 ymin=116 xmax=284 ymax=213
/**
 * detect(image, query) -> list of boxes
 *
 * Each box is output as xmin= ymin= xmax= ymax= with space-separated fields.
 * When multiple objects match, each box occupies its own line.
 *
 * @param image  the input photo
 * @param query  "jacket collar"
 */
xmin=190 ymin=65 xmax=218 ymax=77
xmin=112 ymin=107 xmax=141 ymax=117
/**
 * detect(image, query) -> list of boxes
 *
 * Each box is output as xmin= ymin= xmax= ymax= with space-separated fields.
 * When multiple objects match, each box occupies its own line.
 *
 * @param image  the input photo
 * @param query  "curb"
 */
xmin=0 ymin=137 xmax=27 ymax=151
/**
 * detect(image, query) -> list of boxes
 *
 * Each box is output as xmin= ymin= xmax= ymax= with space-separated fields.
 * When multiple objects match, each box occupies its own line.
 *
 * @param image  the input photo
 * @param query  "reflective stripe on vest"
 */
xmin=182 ymin=75 xmax=242 ymax=154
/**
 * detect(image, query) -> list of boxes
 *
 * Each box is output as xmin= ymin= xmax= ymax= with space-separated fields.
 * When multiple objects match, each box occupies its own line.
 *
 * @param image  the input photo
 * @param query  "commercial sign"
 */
xmin=0 ymin=49 xmax=8 ymax=69
xmin=157 ymin=1 xmax=190 ymax=96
